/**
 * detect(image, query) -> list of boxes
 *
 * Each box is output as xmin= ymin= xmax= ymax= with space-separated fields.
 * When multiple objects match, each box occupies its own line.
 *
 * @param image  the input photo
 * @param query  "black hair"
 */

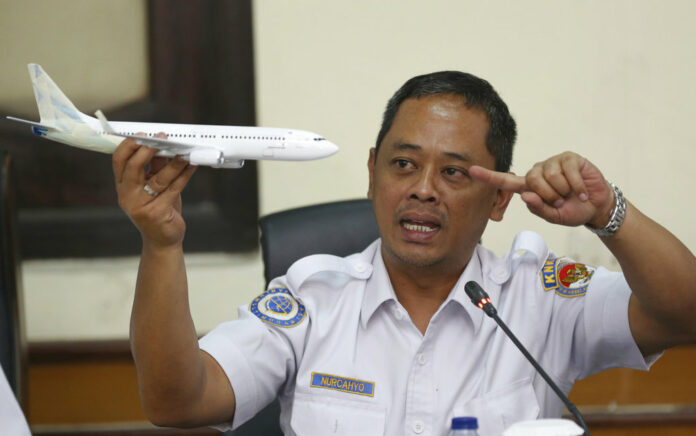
xmin=375 ymin=71 xmax=516 ymax=172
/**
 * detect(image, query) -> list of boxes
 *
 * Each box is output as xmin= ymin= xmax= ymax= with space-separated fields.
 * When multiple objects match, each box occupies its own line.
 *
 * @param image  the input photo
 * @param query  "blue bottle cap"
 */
xmin=452 ymin=416 xmax=478 ymax=430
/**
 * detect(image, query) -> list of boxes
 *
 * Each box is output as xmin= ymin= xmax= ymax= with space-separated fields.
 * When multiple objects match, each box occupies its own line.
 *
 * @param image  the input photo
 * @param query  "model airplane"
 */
xmin=6 ymin=64 xmax=338 ymax=168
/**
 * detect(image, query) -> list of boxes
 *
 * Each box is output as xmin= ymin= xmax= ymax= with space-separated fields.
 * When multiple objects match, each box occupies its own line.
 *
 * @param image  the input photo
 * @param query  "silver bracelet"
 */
xmin=585 ymin=181 xmax=626 ymax=237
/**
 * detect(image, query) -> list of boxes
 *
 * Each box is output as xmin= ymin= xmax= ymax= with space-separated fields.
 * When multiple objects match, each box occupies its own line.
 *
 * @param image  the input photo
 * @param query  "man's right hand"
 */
xmin=112 ymin=134 xmax=197 ymax=249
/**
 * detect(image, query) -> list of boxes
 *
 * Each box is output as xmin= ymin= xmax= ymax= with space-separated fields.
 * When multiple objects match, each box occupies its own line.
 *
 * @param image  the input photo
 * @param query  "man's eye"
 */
xmin=395 ymin=159 xmax=412 ymax=168
xmin=444 ymin=167 xmax=467 ymax=177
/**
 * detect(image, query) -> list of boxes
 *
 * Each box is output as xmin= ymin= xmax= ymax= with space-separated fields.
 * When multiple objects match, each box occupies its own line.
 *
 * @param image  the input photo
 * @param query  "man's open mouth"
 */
xmin=401 ymin=219 xmax=440 ymax=233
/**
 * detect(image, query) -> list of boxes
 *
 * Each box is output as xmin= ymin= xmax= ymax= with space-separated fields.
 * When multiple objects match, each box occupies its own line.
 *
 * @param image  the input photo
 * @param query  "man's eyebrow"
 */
xmin=390 ymin=142 xmax=474 ymax=163
xmin=442 ymin=151 xmax=473 ymax=163
xmin=392 ymin=142 xmax=422 ymax=152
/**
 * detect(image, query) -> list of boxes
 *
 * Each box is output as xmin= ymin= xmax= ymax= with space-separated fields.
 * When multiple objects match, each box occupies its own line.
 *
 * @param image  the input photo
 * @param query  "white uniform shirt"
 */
xmin=200 ymin=231 xmax=657 ymax=436
xmin=0 ymin=367 xmax=30 ymax=436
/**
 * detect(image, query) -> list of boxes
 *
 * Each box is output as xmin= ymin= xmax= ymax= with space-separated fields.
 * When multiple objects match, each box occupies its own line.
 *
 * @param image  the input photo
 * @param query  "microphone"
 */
xmin=464 ymin=281 xmax=590 ymax=436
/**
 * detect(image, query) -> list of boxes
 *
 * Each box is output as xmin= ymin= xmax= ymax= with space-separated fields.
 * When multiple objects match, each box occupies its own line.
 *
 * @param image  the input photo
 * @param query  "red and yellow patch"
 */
xmin=540 ymin=258 xmax=595 ymax=298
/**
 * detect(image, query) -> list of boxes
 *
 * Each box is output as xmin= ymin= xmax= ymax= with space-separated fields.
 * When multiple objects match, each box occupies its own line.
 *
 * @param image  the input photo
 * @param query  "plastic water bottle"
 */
xmin=451 ymin=416 xmax=479 ymax=435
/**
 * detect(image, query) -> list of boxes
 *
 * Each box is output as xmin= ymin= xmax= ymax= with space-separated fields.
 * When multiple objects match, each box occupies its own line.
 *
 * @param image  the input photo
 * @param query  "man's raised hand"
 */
xmin=113 ymin=133 xmax=197 ymax=249
xmin=470 ymin=151 xmax=614 ymax=229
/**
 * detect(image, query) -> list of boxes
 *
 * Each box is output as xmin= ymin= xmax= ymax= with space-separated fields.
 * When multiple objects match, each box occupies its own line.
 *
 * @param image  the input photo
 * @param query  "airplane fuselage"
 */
xmin=32 ymin=116 xmax=337 ymax=168
xmin=103 ymin=121 xmax=330 ymax=161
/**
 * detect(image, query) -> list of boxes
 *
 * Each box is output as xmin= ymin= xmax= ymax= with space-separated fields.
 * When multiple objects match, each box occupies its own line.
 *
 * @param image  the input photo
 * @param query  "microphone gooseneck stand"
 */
xmin=464 ymin=280 xmax=590 ymax=436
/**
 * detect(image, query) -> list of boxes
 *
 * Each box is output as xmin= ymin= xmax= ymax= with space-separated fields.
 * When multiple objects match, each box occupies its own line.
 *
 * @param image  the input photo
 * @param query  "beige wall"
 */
xmin=0 ymin=0 xmax=148 ymax=116
xmin=255 ymin=0 xmax=696 ymax=265
xmin=5 ymin=1 xmax=696 ymax=340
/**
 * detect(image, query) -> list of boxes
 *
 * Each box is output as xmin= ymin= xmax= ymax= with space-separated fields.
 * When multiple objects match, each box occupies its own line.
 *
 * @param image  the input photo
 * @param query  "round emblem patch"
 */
xmin=540 ymin=257 xmax=595 ymax=298
xmin=250 ymin=287 xmax=306 ymax=327
xmin=558 ymin=263 xmax=594 ymax=290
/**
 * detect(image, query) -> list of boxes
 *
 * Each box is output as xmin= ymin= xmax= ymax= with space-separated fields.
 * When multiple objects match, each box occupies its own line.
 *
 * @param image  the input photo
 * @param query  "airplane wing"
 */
xmin=95 ymin=110 xmax=211 ymax=155
xmin=107 ymin=132 xmax=201 ymax=155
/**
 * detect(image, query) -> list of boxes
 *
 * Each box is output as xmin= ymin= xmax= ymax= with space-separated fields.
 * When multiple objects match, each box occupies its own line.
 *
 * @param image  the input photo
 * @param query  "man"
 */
xmin=113 ymin=71 xmax=696 ymax=435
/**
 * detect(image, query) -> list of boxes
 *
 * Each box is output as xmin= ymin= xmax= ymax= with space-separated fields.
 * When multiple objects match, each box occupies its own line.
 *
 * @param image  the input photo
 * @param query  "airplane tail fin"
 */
xmin=27 ymin=63 xmax=90 ymax=129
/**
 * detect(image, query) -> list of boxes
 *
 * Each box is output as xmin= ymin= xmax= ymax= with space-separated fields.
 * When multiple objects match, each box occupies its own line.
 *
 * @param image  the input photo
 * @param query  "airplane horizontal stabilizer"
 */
xmin=6 ymin=116 xmax=59 ymax=135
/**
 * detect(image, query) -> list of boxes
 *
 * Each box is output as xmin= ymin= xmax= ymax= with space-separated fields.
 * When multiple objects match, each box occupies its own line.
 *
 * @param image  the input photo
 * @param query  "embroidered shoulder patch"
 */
xmin=310 ymin=372 xmax=375 ymax=397
xmin=249 ymin=287 xmax=306 ymax=327
xmin=540 ymin=258 xmax=595 ymax=298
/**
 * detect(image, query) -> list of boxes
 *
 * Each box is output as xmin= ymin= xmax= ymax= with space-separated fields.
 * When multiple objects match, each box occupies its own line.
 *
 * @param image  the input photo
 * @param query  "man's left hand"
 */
xmin=470 ymin=151 xmax=614 ymax=228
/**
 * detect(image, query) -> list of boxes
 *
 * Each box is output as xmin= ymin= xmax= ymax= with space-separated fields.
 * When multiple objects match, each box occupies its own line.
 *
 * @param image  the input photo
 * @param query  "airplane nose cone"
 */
xmin=324 ymin=140 xmax=339 ymax=156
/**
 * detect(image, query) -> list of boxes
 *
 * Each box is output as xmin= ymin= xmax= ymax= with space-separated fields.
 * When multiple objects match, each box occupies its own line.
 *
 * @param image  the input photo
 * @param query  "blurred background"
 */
xmin=0 ymin=0 xmax=694 ymax=434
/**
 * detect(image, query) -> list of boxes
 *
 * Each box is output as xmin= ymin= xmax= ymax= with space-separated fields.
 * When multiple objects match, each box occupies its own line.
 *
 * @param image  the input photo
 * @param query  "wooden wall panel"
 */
xmin=590 ymin=426 xmax=696 ymax=436
xmin=28 ymin=361 xmax=145 ymax=424
xmin=571 ymin=345 xmax=696 ymax=405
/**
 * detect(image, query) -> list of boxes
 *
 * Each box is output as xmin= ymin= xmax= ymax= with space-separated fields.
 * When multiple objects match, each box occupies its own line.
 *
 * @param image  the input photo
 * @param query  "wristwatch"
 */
xmin=585 ymin=181 xmax=626 ymax=237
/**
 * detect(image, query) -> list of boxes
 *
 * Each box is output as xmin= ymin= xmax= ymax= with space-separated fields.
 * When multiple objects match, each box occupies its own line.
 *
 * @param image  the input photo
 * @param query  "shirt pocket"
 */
xmin=290 ymin=392 xmax=386 ymax=436
xmin=454 ymin=378 xmax=540 ymax=436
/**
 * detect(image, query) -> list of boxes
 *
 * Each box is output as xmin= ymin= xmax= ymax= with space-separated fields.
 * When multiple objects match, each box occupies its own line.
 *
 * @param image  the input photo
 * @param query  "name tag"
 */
xmin=310 ymin=372 xmax=375 ymax=397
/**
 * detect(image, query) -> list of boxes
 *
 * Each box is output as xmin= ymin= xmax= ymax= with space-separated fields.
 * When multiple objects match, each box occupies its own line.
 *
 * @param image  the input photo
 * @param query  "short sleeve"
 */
xmin=571 ymin=267 xmax=660 ymax=379
xmin=199 ymin=298 xmax=309 ymax=431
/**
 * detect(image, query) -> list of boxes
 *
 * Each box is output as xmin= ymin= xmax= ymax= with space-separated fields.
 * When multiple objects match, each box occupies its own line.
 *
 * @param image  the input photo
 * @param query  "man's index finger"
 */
xmin=469 ymin=165 xmax=527 ymax=193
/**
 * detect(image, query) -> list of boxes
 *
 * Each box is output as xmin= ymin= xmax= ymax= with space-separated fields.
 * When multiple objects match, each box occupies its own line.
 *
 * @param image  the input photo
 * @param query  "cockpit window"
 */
xmin=313 ymin=137 xmax=326 ymax=141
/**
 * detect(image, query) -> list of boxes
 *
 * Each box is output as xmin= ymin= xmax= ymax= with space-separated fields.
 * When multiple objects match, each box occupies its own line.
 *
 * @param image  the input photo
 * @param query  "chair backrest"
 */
xmin=0 ymin=151 xmax=26 ymax=408
xmin=227 ymin=199 xmax=378 ymax=436
xmin=259 ymin=198 xmax=379 ymax=285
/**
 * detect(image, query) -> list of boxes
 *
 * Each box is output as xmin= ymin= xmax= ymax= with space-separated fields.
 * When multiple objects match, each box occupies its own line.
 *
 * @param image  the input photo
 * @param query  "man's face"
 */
xmin=368 ymin=94 xmax=511 ymax=272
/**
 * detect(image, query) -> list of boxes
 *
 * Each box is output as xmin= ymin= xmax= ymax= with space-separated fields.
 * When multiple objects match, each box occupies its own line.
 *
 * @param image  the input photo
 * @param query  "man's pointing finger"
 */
xmin=469 ymin=165 xmax=527 ymax=193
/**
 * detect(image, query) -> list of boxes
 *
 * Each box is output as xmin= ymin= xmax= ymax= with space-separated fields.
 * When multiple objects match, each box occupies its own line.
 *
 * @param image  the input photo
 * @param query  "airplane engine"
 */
xmin=219 ymin=160 xmax=245 ymax=169
xmin=189 ymin=149 xmax=224 ymax=166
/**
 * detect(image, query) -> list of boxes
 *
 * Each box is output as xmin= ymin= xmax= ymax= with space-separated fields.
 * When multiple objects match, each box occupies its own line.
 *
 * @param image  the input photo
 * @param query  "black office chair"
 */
xmin=228 ymin=199 xmax=379 ymax=436
xmin=259 ymin=199 xmax=379 ymax=285
xmin=0 ymin=151 xmax=27 ymax=410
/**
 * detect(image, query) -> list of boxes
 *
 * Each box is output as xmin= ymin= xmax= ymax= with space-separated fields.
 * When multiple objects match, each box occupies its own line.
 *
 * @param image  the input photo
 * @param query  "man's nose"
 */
xmin=409 ymin=167 xmax=439 ymax=203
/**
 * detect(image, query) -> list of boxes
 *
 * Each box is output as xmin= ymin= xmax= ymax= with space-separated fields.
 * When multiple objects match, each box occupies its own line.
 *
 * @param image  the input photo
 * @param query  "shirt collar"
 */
xmin=360 ymin=242 xmax=397 ymax=328
xmin=446 ymin=247 xmax=486 ymax=334
xmin=360 ymin=242 xmax=486 ymax=333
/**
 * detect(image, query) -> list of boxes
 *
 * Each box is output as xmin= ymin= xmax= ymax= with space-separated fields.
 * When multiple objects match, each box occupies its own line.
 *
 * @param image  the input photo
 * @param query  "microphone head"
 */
xmin=465 ymin=280 xmax=489 ymax=303
xmin=465 ymin=281 xmax=496 ymax=316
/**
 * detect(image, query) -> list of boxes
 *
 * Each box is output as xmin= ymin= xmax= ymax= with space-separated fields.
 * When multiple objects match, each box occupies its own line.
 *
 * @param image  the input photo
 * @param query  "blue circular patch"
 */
xmin=265 ymin=295 xmax=294 ymax=315
xmin=250 ymin=287 xmax=306 ymax=328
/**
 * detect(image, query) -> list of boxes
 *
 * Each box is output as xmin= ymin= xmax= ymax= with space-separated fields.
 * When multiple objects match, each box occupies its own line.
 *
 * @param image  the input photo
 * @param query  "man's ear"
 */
xmin=489 ymin=185 xmax=514 ymax=222
xmin=367 ymin=148 xmax=376 ymax=199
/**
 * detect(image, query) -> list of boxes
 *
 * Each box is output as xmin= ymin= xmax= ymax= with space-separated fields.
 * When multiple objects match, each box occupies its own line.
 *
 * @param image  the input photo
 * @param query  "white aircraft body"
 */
xmin=6 ymin=64 xmax=338 ymax=168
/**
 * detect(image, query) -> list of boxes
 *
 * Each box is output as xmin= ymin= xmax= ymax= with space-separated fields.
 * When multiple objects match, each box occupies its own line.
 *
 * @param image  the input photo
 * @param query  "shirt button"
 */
xmin=417 ymin=353 xmax=427 ymax=365
xmin=354 ymin=263 xmax=367 ymax=273
xmin=412 ymin=420 xmax=424 ymax=434
xmin=394 ymin=308 xmax=404 ymax=320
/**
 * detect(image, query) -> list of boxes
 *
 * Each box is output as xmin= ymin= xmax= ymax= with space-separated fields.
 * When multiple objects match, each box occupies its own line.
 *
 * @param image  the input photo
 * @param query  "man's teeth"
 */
xmin=403 ymin=222 xmax=437 ymax=232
